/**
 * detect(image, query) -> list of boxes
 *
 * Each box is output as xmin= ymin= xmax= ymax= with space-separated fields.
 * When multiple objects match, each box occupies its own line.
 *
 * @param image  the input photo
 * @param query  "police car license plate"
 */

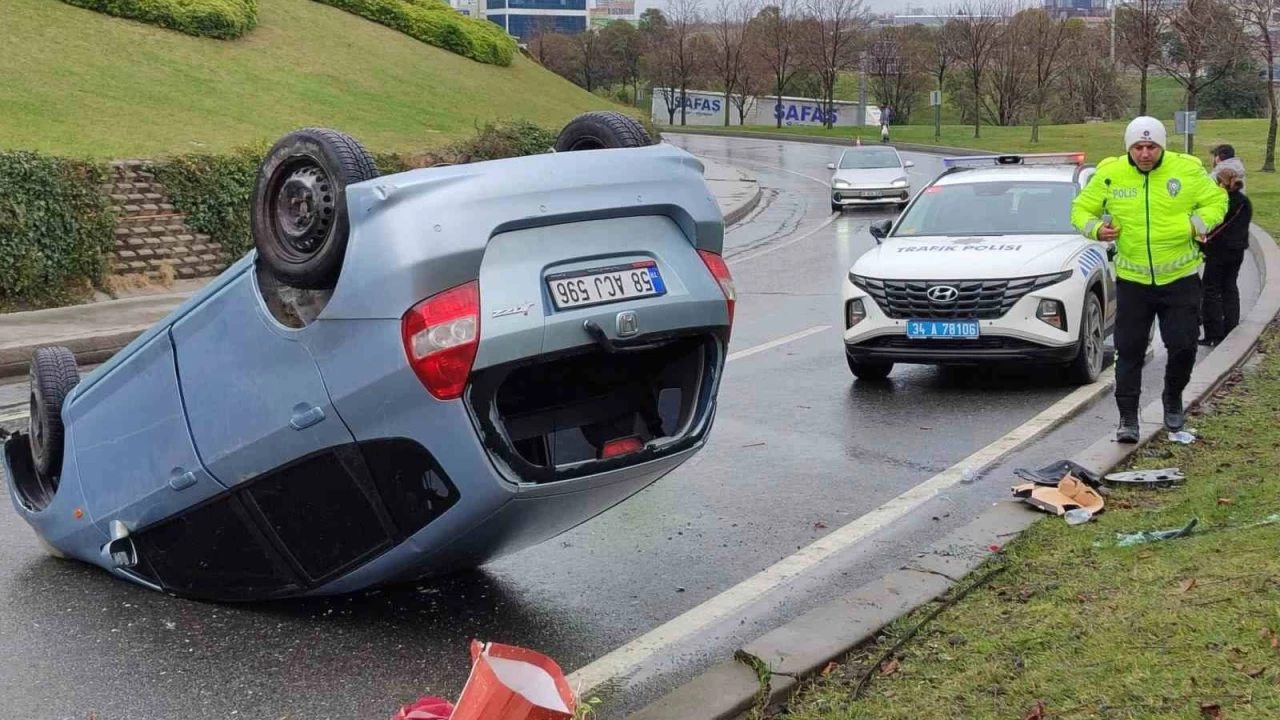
xmin=547 ymin=261 xmax=667 ymax=310
xmin=906 ymin=320 xmax=980 ymax=339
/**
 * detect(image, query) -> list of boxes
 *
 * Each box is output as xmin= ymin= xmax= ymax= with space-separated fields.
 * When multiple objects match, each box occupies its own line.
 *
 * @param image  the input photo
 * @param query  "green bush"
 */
xmin=0 ymin=152 xmax=115 ymax=309
xmin=59 ymin=0 xmax=258 ymax=40
xmin=314 ymin=0 xmax=517 ymax=66
xmin=449 ymin=118 xmax=558 ymax=161
xmin=151 ymin=144 xmax=265 ymax=265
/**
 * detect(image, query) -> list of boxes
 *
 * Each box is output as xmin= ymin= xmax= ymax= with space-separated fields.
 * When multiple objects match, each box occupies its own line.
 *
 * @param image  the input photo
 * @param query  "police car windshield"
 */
xmin=839 ymin=149 xmax=901 ymax=169
xmin=893 ymin=181 xmax=1078 ymax=237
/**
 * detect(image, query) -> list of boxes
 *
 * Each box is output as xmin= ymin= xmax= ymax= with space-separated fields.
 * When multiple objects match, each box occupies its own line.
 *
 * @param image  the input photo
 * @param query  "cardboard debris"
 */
xmin=1012 ymin=473 xmax=1105 ymax=517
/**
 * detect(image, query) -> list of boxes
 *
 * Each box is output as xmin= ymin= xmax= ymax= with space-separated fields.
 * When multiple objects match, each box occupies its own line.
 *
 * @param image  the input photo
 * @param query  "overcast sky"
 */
xmin=632 ymin=0 xmax=957 ymax=16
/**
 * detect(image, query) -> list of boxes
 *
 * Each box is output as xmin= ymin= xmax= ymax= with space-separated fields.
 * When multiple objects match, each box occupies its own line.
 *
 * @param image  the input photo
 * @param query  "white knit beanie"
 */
xmin=1124 ymin=116 xmax=1167 ymax=150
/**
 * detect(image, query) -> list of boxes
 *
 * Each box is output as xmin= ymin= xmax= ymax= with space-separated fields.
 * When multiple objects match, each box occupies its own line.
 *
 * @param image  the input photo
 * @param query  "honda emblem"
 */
xmin=616 ymin=311 xmax=640 ymax=337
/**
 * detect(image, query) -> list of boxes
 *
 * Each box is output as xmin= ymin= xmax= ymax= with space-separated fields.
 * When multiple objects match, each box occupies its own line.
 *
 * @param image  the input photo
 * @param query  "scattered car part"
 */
xmin=1111 ymin=517 xmax=1198 ymax=548
xmin=1102 ymin=468 xmax=1186 ymax=489
xmin=1014 ymin=459 xmax=1102 ymax=488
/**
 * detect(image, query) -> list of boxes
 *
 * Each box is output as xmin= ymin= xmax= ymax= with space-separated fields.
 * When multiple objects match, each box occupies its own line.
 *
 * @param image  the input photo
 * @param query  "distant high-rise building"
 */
xmin=484 ymin=0 xmax=587 ymax=41
xmin=1042 ymin=0 xmax=1109 ymax=19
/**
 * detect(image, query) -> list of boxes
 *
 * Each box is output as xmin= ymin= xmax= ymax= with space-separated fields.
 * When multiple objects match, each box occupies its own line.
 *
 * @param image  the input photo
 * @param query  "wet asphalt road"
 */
xmin=0 ymin=134 xmax=1261 ymax=720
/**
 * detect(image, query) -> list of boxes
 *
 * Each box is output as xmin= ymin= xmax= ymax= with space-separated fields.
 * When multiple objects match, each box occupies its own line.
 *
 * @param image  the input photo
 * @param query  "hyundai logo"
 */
xmin=927 ymin=285 xmax=960 ymax=302
xmin=616 ymin=311 xmax=640 ymax=337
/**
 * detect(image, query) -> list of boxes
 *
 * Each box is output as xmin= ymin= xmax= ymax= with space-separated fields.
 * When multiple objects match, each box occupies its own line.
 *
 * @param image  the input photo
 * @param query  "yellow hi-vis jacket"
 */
xmin=1071 ymin=151 xmax=1228 ymax=286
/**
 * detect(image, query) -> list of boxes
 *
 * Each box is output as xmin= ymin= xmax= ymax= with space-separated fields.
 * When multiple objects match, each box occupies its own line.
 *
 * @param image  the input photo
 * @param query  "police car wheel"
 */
xmin=251 ymin=127 xmax=379 ymax=290
xmin=1065 ymin=292 xmax=1105 ymax=385
xmin=847 ymin=356 xmax=893 ymax=381
xmin=554 ymin=111 xmax=653 ymax=151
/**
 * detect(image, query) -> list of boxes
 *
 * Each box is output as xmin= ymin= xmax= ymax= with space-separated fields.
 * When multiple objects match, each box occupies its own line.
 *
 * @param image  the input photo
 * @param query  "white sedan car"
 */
xmin=827 ymin=145 xmax=915 ymax=213
xmin=840 ymin=153 xmax=1116 ymax=384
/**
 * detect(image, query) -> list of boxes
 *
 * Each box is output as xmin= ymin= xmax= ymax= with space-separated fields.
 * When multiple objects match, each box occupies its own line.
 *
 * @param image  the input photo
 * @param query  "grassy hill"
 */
xmin=0 ymin=0 xmax=621 ymax=158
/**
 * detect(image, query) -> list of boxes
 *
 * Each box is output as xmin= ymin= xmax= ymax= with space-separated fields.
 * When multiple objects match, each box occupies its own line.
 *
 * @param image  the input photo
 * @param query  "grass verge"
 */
xmin=688 ymin=120 xmax=1280 ymax=238
xmin=775 ymin=326 xmax=1280 ymax=720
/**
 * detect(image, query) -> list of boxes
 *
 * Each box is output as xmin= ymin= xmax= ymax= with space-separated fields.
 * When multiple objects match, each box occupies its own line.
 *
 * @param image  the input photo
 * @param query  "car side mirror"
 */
xmin=102 ymin=520 xmax=137 ymax=569
xmin=869 ymin=219 xmax=892 ymax=242
xmin=827 ymin=162 xmax=837 ymax=170
xmin=904 ymin=160 xmax=915 ymax=168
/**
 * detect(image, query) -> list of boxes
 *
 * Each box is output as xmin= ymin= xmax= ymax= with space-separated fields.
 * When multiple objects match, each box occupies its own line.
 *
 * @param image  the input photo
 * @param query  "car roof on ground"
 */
xmin=932 ymin=165 xmax=1082 ymax=186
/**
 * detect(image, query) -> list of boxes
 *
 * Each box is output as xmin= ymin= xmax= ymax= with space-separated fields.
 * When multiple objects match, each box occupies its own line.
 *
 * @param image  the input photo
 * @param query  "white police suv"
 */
xmin=841 ymin=153 xmax=1116 ymax=384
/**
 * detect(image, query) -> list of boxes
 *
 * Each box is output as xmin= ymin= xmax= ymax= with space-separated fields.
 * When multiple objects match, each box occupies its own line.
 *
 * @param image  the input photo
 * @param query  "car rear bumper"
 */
xmin=845 ymin=335 xmax=1079 ymax=364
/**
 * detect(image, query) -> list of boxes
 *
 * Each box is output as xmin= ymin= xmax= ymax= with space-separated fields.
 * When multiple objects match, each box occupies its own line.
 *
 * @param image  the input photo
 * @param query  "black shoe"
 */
xmin=1163 ymin=395 xmax=1185 ymax=431
xmin=1117 ymin=412 xmax=1140 ymax=443
xmin=1198 ymin=337 xmax=1219 ymax=348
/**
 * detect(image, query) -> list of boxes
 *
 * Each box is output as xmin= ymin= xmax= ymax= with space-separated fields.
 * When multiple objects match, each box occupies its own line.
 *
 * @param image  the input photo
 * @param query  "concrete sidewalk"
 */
xmin=0 ymin=158 xmax=760 ymax=380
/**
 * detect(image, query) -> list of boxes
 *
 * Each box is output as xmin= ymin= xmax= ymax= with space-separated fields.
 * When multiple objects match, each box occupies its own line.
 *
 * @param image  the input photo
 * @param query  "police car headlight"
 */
xmin=1037 ymin=299 xmax=1067 ymax=331
xmin=847 ymin=298 xmax=866 ymax=328
xmin=892 ymin=178 xmax=908 ymax=188
xmin=833 ymin=179 xmax=851 ymax=189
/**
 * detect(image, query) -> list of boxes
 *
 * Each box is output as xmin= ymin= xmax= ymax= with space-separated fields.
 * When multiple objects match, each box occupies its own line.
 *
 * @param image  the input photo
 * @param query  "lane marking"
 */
xmin=727 ymin=325 xmax=829 ymax=362
xmin=0 ymin=410 xmax=26 ymax=425
xmin=566 ymin=364 xmax=1116 ymax=695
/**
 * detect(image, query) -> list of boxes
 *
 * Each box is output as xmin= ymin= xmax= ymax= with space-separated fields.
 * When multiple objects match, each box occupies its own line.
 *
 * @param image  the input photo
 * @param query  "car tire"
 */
xmin=28 ymin=346 xmax=79 ymax=483
xmin=251 ymin=127 xmax=380 ymax=290
xmin=832 ymin=202 xmax=842 ymax=213
xmin=847 ymin=355 xmax=893 ymax=381
xmin=554 ymin=111 xmax=653 ymax=151
xmin=1065 ymin=292 xmax=1105 ymax=385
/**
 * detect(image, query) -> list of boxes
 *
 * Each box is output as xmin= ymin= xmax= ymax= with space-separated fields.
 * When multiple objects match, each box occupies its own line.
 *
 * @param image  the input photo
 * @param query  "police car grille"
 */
xmin=852 ymin=276 xmax=1039 ymax=320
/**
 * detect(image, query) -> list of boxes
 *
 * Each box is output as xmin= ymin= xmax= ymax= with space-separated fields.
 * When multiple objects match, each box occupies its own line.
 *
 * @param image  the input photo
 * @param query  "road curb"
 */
xmin=625 ymin=224 xmax=1280 ymax=719
xmin=723 ymin=182 xmax=762 ymax=227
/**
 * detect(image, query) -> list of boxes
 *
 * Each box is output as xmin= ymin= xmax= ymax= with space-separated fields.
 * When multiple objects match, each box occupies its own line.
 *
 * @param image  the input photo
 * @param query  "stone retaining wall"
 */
xmin=104 ymin=160 xmax=226 ymax=280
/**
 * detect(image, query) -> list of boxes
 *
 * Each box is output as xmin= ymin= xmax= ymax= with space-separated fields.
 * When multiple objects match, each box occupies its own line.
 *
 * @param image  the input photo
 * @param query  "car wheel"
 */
xmin=847 ymin=355 xmax=893 ymax=381
xmin=832 ymin=202 xmax=842 ymax=213
xmin=251 ymin=127 xmax=379 ymax=290
xmin=554 ymin=111 xmax=653 ymax=151
xmin=28 ymin=346 xmax=79 ymax=483
xmin=897 ymin=202 xmax=908 ymax=212
xmin=1065 ymin=292 xmax=1104 ymax=384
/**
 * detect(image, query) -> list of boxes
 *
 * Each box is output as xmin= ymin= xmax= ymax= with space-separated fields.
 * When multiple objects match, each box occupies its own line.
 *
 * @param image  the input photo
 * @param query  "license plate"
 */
xmin=547 ymin=261 xmax=667 ymax=310
xmin=860 ymin=191 xmax=881 ymax=198
xmin=906 ymin=319 xmax=980 ymax=339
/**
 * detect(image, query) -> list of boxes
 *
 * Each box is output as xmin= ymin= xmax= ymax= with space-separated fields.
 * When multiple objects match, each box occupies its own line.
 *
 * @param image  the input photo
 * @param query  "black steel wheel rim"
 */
xmin=269 ymin=157 xmax=335 ymax=263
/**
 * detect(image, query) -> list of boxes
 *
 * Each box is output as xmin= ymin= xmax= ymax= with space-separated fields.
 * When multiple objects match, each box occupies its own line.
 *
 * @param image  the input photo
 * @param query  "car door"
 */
xmin=169 ymin=271 xmax=355 ymax=488
xmin=71 ymin=329 xmax=228 ymax=539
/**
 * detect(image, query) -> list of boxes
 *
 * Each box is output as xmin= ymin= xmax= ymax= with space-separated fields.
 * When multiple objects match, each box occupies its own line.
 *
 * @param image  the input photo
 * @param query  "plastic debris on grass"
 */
xmin=1168 ymin=430 xmax=1198 ymax=445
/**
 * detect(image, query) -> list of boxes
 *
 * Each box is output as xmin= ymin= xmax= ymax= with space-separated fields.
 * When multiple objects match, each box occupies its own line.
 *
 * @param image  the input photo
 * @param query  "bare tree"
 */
xmin=641 ymin=12 xmax=683 ymax=124
xmin=1115 ymin=0 xmax=1165 ymax=115
xmin=601 ymin=20 xmax=645 ymax=106
xmin=925 ymin=22 xmax=960 ymax=137
xmin=982 ymin=6 xmax=1029 ymax=127
xmin=573 ymin=28 xmax=604 ymax=92
xmin=759 ymin=0 xmax=800 ymax=128
xmin=1233 ymin=0 xmax=1278 ymax=170
xmin=732 ymin=19 xmax=769 ymax=124
xmin=950 ymin=0 xmax=1006 ymax=138
xmin=804 ymin=0 xmax=867 ymax=129
xmin=1024 ymin=10 xmax=1076 ymax=142
xmin=866 ymin=26 xmax=928 ymax=124
xmin=529 ymin=17 xmax=561 ymax=66
xmin=1058 ymin=23 xmax=1125 ymax=122
xmin=712 ymin=0 xmax=758 ymax=126
xmin=1159 ymin=0 xmax=1245 ymax=116
xmin=666 ymin=0 xmax=705 ymax=125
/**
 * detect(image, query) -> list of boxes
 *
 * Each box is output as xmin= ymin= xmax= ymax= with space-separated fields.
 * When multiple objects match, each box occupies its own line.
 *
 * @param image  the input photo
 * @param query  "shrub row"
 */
xmin=0 ymin=118 xmax=620 ymax=309
xmin=59 ymin=0 xmax=259 ymax=40
xmin=0 ymin=152 xmax=115 ymax=310
xmin=313 ymin=0 xmax=517 ymax=66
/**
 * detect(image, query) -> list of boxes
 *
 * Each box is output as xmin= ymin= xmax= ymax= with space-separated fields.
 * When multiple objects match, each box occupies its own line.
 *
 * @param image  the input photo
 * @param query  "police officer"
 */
xmin=1070 ymin=116 xmax=1228 ymax=443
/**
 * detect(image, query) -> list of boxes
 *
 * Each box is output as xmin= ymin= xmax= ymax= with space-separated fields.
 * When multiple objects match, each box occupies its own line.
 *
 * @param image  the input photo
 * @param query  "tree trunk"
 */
xmin=1139 ymin=66 xmax=1148 ymax=115
xmin=1031 ymin=100 xmax=1041 ymax=143
xmin=1266 ymin=49 xmax=1277 ymax=172
xmin=776 ymin=88 xmax=784 ymax=128
xmin=972 ymin=76 xmax=981 ymax=139
xmin=680 ymin=85 xmax=687 ymax=125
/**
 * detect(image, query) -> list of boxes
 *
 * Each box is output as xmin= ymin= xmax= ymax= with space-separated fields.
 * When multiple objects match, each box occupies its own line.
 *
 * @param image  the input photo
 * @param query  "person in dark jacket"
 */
xmin=1200 ymin=166 xmax=1251 ymax=346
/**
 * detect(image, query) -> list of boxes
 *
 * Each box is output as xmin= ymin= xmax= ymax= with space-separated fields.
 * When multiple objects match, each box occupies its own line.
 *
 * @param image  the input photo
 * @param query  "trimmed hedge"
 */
xmin=0 ymin=152 xmax=115 ymax=310
xmin=314 ymin=0 xmax=517 ymax=66
xmin=59 ymin=0 xmax=259 ymax=40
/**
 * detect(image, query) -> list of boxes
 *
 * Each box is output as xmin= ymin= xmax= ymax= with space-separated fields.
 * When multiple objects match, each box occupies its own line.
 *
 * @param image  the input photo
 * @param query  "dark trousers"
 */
xmin=1114 ymin=274 xmax=1202 ymax=416
xmin=1200 ymin=248 xmax=1246 ymax=342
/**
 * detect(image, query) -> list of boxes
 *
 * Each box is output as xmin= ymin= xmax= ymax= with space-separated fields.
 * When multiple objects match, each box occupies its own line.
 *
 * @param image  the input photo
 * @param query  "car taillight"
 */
xmin=600 ymin=436 xmax=644 ymax=460
xmin=401 ymin=280 xmax=480 ymax=400
xmin=698 ymin=249 xmax=736 ymax=328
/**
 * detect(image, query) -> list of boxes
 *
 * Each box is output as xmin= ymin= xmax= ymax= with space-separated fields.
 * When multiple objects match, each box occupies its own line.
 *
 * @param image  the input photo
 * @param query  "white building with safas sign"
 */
xmin=651 ymin=88 xmax=883 ymax=128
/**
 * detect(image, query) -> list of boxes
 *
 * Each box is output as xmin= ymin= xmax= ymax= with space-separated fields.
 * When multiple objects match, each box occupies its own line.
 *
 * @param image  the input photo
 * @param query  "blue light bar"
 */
xmin=942 ymin=153 xmax=1085 ymax=168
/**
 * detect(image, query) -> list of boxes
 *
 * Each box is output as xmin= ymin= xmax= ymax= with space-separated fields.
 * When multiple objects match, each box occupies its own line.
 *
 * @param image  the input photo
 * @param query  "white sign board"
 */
xmin=651 ymin=88 xmax=879 ymax=128
xmin=930 ymin=90 xmax=942 ymax=107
